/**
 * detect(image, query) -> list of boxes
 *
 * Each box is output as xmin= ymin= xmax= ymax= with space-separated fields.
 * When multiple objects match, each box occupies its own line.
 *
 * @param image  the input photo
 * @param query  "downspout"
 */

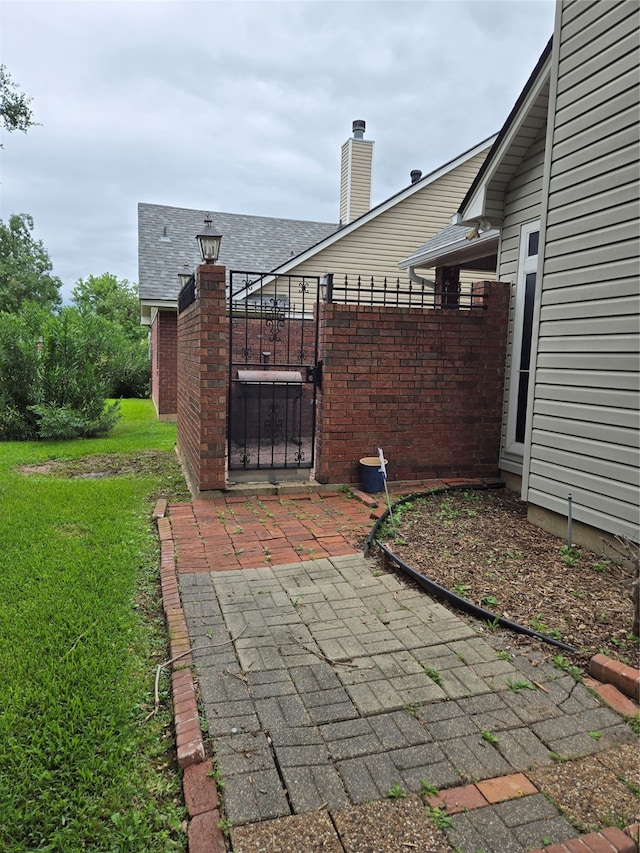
xmin=407 ymin=266 xmax=435 ymax=289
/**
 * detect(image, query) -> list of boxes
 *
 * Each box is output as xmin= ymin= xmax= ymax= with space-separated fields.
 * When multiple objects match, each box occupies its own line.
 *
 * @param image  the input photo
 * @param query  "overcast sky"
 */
xmin=1 ymin=0 xmax=555 ymax=303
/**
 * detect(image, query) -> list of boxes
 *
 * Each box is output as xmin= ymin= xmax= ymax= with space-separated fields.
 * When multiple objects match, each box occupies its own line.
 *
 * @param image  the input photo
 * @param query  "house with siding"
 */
xmin=399 ymin=0 xmax=639 ymax=548
xmin=139 ymin=123 xmax=495 ymax=417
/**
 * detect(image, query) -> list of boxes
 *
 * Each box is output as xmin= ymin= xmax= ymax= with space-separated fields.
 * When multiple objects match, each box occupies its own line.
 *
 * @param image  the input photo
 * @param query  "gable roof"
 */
xmin=261 ymin=134 xmax=497 ymax=284
xmin=138 ymin=204 xmax=338 ymax=313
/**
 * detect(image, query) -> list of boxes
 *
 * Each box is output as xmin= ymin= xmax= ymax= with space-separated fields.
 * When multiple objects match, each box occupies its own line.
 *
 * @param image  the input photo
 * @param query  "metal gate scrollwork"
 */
xmin=228 ymin=271 xmax=321 ymax=472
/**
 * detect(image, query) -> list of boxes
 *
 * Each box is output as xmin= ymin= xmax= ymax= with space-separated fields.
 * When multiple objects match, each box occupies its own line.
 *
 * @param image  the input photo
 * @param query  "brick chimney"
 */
xmin=339 ymin=120 xmax=374 ymax=224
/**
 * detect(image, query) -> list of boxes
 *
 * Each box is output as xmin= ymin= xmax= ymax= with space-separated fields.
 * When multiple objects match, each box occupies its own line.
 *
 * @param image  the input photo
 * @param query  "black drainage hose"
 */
xmin=365 ymin=485 xmax=580 ymax=656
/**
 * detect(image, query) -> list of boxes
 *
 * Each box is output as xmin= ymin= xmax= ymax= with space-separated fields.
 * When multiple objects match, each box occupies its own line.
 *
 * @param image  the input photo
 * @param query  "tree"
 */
xmin=0 ymin=214 xmax=62 ymax=312
xmin=1 ymin=65 xmax=36 ymax=135
xmin=71 ymin=273 xmax=149 ymax=398
xmin=72 ymin=273 xmax=142 ymax=340
xmin=0 ymin=65 xmax=37 ymax=141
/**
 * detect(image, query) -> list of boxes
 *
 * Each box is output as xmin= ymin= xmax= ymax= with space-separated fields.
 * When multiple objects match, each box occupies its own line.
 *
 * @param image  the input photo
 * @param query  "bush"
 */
xmin=0 ymin=303 xmax=46 ymax=439
xmin=28 ymin=401 xmax=121 ymax=440
xmin=102 ymin=332 xmax=149 ymax=399
xmin=0 ymin=305 xmax=123 ymax=441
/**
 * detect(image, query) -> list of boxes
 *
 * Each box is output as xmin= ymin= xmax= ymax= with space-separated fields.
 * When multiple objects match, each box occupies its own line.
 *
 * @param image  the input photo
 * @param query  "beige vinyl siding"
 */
xmin=495 ymin=124 xmax=547 ymax=474
xmin=339 ymin=144 xmax=350 ymax=224
xmin=525 ymin=0 xmax=640 ymax=540
xmin=340 ymin=139 xmax=374 ymax=224
xmin=284 ymin=150 xmax=490 ymax=290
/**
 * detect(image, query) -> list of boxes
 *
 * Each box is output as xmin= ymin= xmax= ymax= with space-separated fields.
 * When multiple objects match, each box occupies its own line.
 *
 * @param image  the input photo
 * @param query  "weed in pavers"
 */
xmin=421 ymin=781 xmax=440 ymax=797
xmin=422 ymin=664 xmax=443 ymax=686
xmin=552 ymin=655 xmax=583 ymax=681
xmin=425 ymin=804 xmax=453 ymax=829
xmin=217 ymin=816 xmax=233 ymax=836
xmin=508 ymin=679 xmax=537 ymax=693
xmin=386 ymin=783 xmax=407 ymax=799
xmin=481 ymin=731 xmax=499 ymax=745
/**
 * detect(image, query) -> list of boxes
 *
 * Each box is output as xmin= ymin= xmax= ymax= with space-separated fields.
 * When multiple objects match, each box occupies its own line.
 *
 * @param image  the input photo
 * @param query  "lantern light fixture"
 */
xmin=177 ymin=262 xmax=193 ymax=289
xmin=196 ymin=214 xmax=222 ymax=264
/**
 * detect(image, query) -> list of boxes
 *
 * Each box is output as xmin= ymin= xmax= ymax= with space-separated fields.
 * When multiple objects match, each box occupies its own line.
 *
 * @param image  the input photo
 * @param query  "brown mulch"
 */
xmin=375 ymin=487 xmax=639 ymax=670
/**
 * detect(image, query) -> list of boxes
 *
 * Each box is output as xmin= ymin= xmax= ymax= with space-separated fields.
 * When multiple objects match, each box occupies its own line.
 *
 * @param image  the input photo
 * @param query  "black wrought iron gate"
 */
xmin=228 ymin=271 xmax=322 ymax=473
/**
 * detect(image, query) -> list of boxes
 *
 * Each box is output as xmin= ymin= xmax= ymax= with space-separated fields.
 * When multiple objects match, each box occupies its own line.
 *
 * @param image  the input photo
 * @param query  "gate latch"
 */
xmin=305 ymin=361 xmax=323 ymax=391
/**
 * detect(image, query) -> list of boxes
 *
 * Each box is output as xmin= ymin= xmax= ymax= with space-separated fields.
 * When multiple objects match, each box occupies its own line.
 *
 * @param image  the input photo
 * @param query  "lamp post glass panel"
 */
xmin=178 ymin=263 xmax=193 ymax=289
xmin=197 ymin=215 xmax=222 ymax=264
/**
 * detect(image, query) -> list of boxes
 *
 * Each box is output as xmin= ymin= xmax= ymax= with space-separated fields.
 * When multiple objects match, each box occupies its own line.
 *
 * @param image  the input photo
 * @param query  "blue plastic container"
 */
xmin=359 ymin=456 xmax=387 ymax=494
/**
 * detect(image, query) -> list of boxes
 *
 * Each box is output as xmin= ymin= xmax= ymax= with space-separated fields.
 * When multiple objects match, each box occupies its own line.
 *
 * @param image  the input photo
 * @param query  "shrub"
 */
xmin=29 ymin=401 xmax=120 ymax=439
xmin=0 ymin=305 xmax=122 ymax=440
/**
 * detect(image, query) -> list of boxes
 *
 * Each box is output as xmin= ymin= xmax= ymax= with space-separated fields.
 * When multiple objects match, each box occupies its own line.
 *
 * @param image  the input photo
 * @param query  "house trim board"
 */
xmin=521 ymin=0 xmax=567 ymax=500
xmin=461 ymin=42 xmax=553 ymax=226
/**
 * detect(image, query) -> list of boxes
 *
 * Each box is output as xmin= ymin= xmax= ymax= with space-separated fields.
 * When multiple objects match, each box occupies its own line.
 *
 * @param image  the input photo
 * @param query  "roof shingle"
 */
xmin=138 ymin=203 xmax=338 ymax=303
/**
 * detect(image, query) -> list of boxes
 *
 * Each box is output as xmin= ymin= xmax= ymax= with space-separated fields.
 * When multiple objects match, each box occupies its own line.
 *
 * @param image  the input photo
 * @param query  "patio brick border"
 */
xmin=590 ymin=654 xmax=640 ymax=703
xmin=154 ymin=500 xmax=227 ymax=853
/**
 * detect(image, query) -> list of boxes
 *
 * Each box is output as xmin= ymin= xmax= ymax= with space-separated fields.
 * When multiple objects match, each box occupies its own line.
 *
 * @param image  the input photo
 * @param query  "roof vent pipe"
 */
xmin=410 ymin=170 xmax=422 ymax=184
xmin=352 ymin=119 xmax=366 ymax=140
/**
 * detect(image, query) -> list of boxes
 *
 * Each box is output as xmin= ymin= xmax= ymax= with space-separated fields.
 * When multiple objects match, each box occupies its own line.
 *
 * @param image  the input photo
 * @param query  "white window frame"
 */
xmin=505 ymin=219 xmax=540 ymax=456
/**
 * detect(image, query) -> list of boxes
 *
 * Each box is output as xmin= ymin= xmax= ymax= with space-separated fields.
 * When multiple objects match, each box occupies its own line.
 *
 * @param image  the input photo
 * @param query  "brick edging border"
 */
xmin=590 ymin=653 xmax=640 ymax=704
xmin=427 ymin=777 xmax=639 ymax=853
xmin=154 ymin=500 xmax=227 ymax=853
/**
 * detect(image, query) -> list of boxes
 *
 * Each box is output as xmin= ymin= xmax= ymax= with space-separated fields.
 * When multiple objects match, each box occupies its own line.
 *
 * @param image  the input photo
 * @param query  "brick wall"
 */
xmin=151 ymin=309 xmax=178 ymax=416
xmin=176 ymin=265 xmax=228 ymax=492
xmin=314 ymin=281 xmax=510 ymax=485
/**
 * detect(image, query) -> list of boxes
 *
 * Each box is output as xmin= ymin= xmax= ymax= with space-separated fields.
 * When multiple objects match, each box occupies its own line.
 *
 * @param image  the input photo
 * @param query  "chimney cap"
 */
xmin=410 ymin=169 xmax=422 ymax=184
xmin=352 ymin=119 xmax=366 ymax=139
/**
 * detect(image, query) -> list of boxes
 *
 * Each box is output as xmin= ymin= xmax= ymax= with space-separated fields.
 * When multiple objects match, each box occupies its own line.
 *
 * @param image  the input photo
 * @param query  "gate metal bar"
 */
xmin=228 ymin=271 xmax=321 ymax=472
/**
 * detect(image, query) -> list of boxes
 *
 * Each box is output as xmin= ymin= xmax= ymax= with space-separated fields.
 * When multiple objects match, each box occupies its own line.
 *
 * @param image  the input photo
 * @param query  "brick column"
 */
xmin=151 ymin=309 xmax=178 ymax=417
xmin=177 ymin=264 xmax=228 ymax=493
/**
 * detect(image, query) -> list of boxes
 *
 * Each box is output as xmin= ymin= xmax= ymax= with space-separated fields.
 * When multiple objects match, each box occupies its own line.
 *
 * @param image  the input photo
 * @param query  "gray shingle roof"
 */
xmin=398 ymin=223 xmax=499 ymax=270
xmin=138 ymin=203 xmax=339 ymax=303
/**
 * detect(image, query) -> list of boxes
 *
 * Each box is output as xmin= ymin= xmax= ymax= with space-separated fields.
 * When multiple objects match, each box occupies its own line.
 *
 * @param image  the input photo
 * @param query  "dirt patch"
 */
xmin=16 ymin=451 xmax=192 ymax=502
xmin=375 ymin=488 xmax=639 ymax=670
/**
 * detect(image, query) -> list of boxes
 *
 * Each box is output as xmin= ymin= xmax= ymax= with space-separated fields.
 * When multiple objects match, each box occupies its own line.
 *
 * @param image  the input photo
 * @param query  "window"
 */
xmin=506 ymin=220 xmax=539 ymax=454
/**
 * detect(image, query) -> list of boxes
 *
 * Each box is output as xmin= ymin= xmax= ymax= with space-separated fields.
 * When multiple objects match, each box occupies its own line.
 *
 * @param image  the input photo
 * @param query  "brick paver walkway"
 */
xmin=163 ymin=487 xmax=639 ymax=853
xmin=169 ymin=492 xmax=376 ymax=573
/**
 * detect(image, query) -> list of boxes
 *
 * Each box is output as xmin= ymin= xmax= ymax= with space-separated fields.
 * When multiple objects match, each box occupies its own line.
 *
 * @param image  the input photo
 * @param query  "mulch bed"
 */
xmin=374 ymin=487 xmax=639 ymax=670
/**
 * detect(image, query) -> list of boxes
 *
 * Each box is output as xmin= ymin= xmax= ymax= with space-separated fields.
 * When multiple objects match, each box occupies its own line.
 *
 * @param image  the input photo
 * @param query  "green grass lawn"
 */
xmin=0 ymin=400 xmax=190 ymax=852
